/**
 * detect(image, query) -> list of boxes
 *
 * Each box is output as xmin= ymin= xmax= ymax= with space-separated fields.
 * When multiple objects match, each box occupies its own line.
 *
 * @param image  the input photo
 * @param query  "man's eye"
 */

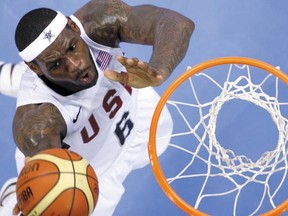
xmin=50 ymin=61 xmax=60 ymax=70
xmin=68 ymin=44 xmax=76 ymax=52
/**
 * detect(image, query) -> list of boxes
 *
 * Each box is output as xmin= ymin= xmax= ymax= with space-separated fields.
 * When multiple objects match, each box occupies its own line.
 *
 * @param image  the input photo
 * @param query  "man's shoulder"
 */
xmin=72 ymin=0 xmax=133 ymax=47
xmin=74 ymin=0 xmax=130 ymax=16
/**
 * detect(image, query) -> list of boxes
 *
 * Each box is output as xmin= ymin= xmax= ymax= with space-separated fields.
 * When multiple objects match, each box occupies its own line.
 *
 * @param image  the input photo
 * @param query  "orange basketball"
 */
xmin=16 ymin=148 xmax=99 ymax=216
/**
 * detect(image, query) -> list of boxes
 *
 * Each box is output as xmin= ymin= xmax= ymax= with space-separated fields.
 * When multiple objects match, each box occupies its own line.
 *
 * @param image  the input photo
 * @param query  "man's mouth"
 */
xmin=79 ymin=69 xmax=94 ymax=84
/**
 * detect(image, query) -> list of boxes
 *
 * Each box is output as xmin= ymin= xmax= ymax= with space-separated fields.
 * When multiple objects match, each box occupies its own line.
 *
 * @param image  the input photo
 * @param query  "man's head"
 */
xmin=15 ymin=8 xmax=98 ymax=95
xmin=15 ymin=8 xmax=59 ymax=57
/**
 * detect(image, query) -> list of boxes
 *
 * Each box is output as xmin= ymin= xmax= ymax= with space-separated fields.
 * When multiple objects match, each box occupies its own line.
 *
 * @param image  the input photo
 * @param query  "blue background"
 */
xmin=0 ymin=1 xmax=288 ymax=215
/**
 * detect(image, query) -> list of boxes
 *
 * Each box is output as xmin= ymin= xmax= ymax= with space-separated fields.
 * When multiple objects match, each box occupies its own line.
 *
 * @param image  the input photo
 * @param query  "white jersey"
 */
xmin=17 ymin=16 xmax=138 ymax=176
xmin=14 ymin=15 xmax=173 ymax=216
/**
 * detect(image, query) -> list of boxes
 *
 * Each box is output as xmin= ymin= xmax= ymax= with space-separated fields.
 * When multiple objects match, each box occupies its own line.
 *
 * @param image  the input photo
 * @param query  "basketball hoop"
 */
xmin=149 ymin=56 xmax=288 ymax=215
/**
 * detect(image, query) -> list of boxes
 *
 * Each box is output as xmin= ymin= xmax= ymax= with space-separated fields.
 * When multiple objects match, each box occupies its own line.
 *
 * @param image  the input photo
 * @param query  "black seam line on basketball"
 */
xmin=17 ymin=173 xmax=96 ymax=214
xmin=17 ymin=151 xmax=80 ymax=215
xmin=73 ymin=106 xmax=82 ymax=123
xmin=16 ymin=172 xmax=60 ymax=192
xmin=18 ymin=171 xmax=97 ymax=187
xmin=35 ymin=188 xmax=84 ymax=216
xmin=64 ymin=149 xmax=77 ymax=216
xmin=17 ymin=171 xmax=61 ymax=214
xmin=16 ymin=159 xmax=61 ymax=190
xmin=17 ymin=172 xmax=95 ymax=192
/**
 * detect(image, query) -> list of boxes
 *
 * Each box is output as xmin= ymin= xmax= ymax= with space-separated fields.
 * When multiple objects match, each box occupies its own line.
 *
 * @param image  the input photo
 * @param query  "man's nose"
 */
xmin=66 ymin=56 xmax=81 ymax=72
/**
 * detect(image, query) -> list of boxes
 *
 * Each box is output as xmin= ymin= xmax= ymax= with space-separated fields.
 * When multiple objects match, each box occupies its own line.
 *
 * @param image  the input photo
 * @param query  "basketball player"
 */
xmin=0 ymin=0 xmax=194 ymax=215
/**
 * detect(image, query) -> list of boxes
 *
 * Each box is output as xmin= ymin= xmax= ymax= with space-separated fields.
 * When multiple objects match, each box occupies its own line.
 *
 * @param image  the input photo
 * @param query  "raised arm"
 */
xmin=121 ymin=4 xmax=195 ymax=81
xmin=13 ymin=103 xmax=67 ymax=157
xmin=75 ymin=0 xmax=194 ymax=87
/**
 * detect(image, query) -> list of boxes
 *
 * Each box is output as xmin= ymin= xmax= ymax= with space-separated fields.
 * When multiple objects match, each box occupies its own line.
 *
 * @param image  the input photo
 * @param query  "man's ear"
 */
xmin=67 ymin=17 xmax=80 ymax=34
xmin=25 ymin=61 xmax=43 ymax=75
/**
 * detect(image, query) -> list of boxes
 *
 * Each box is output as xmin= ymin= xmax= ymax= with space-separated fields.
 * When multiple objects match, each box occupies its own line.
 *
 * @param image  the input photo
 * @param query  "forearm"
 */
xmin=0 ymin=61 xmax=26 ymax=97
xmin=149 ymin=10 xmax=194 ymax=81
xmin=121 ymin=5 xmax=194 ymax=82
xmin=103 ymin=3 xmax=194 ymax=87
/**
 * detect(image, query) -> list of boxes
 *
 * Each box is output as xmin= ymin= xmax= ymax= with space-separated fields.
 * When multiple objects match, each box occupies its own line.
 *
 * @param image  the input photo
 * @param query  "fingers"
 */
xmin=127 ymin=57 xmax=140 ymax=66
xmin=118 ymin=55 xmax=153 ymax=70
xmin=117 ymin=56 xmax=143 ymax=67
xmin=111 ymin=56 xmax=164 ymax=87
xmin=104 ymin=70 xmax=128 ymax=85
xmin=13 ymin=203 xmax=20 ymax=216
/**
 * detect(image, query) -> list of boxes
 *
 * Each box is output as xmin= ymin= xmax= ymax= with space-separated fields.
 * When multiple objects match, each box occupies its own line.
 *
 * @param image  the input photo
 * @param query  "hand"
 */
xmin=13 ymin=204 xmax=21 ymax=216
xmin=104 ymin=56 xmax=165 ymax=88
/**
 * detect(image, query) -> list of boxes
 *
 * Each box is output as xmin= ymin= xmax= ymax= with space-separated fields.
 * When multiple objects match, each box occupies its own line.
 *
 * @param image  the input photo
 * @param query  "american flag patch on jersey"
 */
xmin=96 ymin=50 xmax=112 ymax=71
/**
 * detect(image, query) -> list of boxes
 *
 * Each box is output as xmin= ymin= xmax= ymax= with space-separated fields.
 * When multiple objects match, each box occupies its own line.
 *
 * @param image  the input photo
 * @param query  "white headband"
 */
xmin=19 ymin=11 xmax=68 ymax=62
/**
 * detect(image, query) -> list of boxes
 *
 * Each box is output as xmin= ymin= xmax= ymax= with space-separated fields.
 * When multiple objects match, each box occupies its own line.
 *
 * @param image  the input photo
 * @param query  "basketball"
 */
xmin=16 ymin=148 xmax=99 ymax=216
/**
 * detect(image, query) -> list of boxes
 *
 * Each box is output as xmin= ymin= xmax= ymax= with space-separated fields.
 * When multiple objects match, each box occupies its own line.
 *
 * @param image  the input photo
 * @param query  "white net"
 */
xmin=154 ymin=61 xmax=288 ymax=215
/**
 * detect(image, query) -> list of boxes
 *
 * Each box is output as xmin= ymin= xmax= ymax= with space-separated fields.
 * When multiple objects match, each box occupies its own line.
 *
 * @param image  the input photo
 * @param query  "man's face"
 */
xmin=34 ymin=24 xmax=98 ymax=94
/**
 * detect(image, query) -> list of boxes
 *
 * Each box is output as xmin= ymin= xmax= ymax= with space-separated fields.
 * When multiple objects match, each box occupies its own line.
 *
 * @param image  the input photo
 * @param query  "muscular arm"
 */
xmin=13 ymin=103 xmax=67 ymax=157
xmin=121 ymin=5 xmax=195 ymax=81
xmin=75 ymin=0 xmax=194 ymax=85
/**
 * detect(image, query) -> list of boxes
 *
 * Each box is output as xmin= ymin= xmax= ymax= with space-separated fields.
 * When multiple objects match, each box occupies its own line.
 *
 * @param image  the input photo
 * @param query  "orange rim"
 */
xmin=148 ymin=56 xmax=288 ymax=215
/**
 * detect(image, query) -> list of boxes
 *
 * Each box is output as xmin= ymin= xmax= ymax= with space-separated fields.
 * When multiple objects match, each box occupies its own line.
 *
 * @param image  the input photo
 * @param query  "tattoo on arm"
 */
xmin=149 ymin=14 xmax=194 ymax=79
xmin=78 ymin=0 xmax=194 ymax=79
xmin=76 ymin=0 xmax=131 ymax=47
xmin=13 ymin=104 xmax=67 ymax=157
xmin=120 ymin=5 xmax=195 ymax=79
